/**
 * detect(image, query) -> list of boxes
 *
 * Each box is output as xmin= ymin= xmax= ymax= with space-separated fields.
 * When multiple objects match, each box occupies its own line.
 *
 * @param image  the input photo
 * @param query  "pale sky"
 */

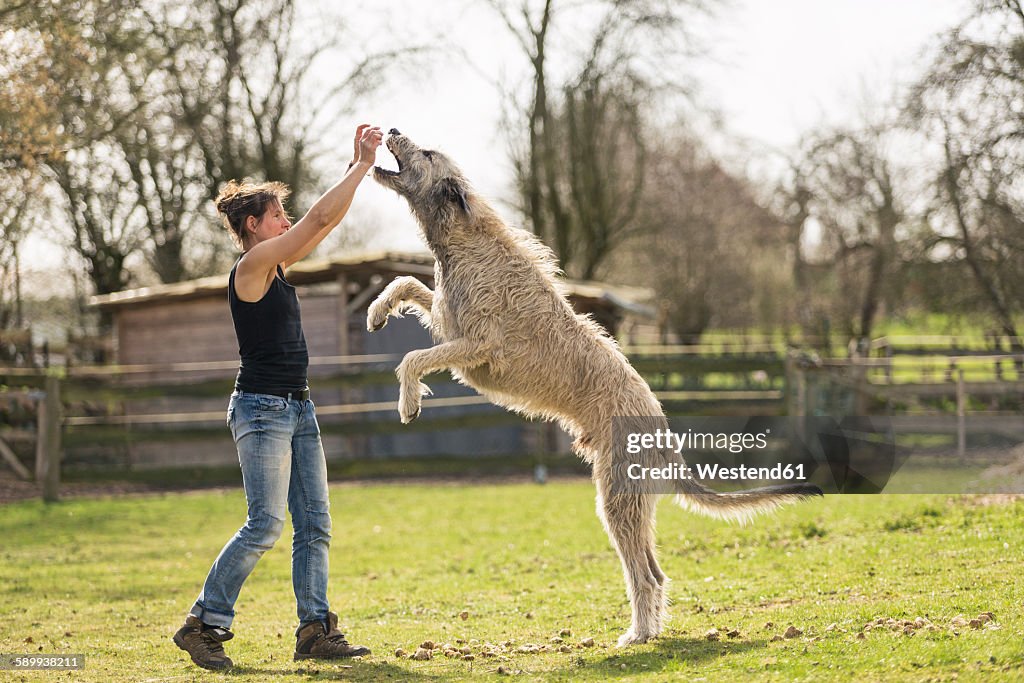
xmin=23 ymin=0 xmax=971 ymax=285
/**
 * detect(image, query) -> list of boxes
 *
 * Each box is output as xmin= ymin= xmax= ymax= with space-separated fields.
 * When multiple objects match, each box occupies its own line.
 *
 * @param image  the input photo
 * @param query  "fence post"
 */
xmin=883 ymin=342 xmax=893 ymax=384
xmin=851 ymin=341 xmax=870 ymax=416
xmin=34 ymin=387 xmax=47 ymax=482
xmin=36 ymin=375 xmax=62 ymax=502
xmin=956 ymin=368 xmax=966 ymax=462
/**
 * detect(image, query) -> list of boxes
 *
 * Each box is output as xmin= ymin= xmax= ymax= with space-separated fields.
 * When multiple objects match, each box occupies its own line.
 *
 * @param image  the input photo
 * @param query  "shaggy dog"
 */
xmin=369 ymin=129 xmax=822 ymax=646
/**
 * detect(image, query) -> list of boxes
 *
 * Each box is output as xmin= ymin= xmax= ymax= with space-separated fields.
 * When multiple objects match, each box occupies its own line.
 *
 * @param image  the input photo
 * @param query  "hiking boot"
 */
xmin=294 ymin=612 xmax=371 ymax=660
xmin=173 ymin=615 xmax=234 ymax=671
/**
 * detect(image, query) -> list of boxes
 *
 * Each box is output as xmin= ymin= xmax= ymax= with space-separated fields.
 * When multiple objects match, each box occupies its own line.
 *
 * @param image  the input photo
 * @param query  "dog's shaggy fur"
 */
xmin=370 ymin=131 xmax=822 ymax=646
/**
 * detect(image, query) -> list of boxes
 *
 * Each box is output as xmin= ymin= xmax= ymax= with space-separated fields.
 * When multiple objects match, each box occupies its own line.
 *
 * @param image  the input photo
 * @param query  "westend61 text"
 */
xmin=625 ymin=428 xmax=769 ymax=455
xmin=627 ymin=462 xmax=807 ymax=482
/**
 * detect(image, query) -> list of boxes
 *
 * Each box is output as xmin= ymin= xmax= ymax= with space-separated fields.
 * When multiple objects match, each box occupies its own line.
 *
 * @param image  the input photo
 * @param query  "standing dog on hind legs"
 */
xmin=368 ymin=129 xmax=823 ymax=646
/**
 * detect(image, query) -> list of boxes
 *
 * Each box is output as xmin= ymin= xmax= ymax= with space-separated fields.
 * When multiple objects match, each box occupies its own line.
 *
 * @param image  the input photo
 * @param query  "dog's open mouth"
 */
xmin=375 ymin=135 xmax=404 ymax=177
xmin=376 ymin=152 xmax=402 ymax=176
xmin=375 ymin=157 xmax=401 ymax=177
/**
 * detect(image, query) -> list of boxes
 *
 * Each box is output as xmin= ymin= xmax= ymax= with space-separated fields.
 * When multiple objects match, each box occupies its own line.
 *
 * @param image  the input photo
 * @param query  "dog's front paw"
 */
xmin=616 ymin=629 xmax=653 ymax=647
xmin=399 ymin=403 xmax=420 ymax=424
xmin=366 ymin=297 xmax=391 ymax=332
xmin=398 ymin=381 xmax=431 ymax=424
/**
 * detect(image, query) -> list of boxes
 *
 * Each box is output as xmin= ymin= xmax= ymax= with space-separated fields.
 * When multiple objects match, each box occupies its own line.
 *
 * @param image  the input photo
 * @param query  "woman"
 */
xmin=173 ymin=124 xmax=383 ymax=671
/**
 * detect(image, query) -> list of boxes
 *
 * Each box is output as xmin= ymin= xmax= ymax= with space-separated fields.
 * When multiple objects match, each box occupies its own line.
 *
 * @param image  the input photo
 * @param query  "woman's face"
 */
xmin=248 ymin=199 xmax=291 ymax=244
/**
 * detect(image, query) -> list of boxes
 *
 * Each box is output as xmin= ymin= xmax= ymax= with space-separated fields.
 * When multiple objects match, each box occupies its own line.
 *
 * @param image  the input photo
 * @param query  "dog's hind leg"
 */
xmin=395 ymin=339 xmax=492 ymax=423
xmin=367 ymin=276 xmax=434 ymax=331
xmin=596 ymin=486 xmax=667 ymax=646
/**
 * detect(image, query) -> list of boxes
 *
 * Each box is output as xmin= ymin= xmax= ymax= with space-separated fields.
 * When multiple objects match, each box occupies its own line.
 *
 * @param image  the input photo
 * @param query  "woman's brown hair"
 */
xmin=214 ymin=180 xmax=291 ymax=247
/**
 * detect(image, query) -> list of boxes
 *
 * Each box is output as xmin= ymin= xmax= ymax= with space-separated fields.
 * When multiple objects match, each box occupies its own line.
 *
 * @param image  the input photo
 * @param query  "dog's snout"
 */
xmin=388 ymin=128 xmax=401 ymax=136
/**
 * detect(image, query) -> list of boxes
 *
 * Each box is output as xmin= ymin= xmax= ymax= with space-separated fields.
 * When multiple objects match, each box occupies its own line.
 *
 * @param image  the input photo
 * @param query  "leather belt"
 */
xmin=239 ymin=387 xmax=310 ymax=401
xmin=268 ymin=388 xmax=310 ymax=401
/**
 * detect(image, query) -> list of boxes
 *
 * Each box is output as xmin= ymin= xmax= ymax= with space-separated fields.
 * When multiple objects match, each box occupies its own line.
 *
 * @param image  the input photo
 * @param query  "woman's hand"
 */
xmin=355 ymin=125 xmax=383 ymax=167
xmin=352 ymin=124 xmax=370 ymax=164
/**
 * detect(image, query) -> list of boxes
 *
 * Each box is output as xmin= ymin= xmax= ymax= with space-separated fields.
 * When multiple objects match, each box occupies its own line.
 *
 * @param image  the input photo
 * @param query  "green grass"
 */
xmin=1 ymin=481 xmax=1023 ymax=681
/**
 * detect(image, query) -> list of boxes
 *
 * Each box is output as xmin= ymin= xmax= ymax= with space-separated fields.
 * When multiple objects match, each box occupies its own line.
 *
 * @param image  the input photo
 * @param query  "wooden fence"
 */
xmin=788 ymin=346 xmax=1024 ymax=460
xmin=0 ymin=347 xmax=789 ymax=500
xmin=4 ymin=335 xmax=1022 ymax=501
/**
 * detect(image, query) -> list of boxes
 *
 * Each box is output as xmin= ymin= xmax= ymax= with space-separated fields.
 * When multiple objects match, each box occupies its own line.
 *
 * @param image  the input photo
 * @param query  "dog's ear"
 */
xmin=439 ymin=177 xmax=470 ymax=214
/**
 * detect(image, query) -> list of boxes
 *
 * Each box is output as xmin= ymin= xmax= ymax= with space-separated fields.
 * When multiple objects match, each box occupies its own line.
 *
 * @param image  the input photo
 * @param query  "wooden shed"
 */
xmin=86 ymin=251 xmax=652 ymax=471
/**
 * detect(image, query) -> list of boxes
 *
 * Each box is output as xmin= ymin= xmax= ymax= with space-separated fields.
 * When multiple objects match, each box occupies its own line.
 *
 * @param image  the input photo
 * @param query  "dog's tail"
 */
xmin=673 ymin=477 xmax=823 ymax=524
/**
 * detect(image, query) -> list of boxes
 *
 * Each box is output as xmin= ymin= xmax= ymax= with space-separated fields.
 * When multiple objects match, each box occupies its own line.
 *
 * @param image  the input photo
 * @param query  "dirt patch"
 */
xmin=0 ymin=470 xmax=591 ymax=505
xmin=0 ymin=470 xmax=167 ymax=504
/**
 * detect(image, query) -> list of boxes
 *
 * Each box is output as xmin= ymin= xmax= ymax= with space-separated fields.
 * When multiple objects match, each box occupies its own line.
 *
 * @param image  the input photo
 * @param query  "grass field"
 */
xmin=1 ymin=480 xmax=1022 ymax=681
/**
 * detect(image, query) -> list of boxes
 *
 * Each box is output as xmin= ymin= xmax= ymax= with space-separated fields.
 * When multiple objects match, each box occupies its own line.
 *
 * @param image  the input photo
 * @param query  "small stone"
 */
xmin=395 ymin=648 xmax=406 ymax=657
xmin=420 ymin=640 xmax=435 ymax=650
xmin=459 ymin=611 xmax=469 ymax=621
xmin=784 ymin=626 xmax=802 ymax=639
xmin=770 ymin=634 xmax=784 ymax=642
xmin=705 ymin=628 xmax=720 ymax=642
xmin=620 ymin=663 xmax=627 ymax=670
xmin=969 ymin=619 xmax=984 ymax=630
xmin=550 ymin=636 xmax=563 ymax=644
xmin=856 ymin=632 xmax=866 ymax=640
xmin=463 ymin=654 xmax=475 ymax=661
xmin=525 ymin=612 xmax=534 ymax=619
xmin=559 ymin=628 xmax=571 ymax=637
xmin=459 ymin=646 xmax=472 ymax=655
xmin=497 ymin=665 xmax=510 ymax=675
xmin=558 ymin=645 xmax=572 ymax=653
xmin=763 ymin=621 xmax=774 ymax=630
xmin=726 ymin=629 xmax=741 ymax=639
xmin=951 ymin=615 xmax=968 ymax=628
xmin=580 ymin=637 xmax=594 ymax=647
xmin=903 ymin=625 xmax=915 ymax=635
xmin=977 ymin=613 xmax=993 ymax=624
xmin=411 ymin=648 xmax=431 ymax=661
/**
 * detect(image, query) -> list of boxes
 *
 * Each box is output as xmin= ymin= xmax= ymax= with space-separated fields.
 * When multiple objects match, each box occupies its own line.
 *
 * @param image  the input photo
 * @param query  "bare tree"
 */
xmin=771 ymin=156 xmax=819 ymax=342
xmin=3 ymin=0 xmax=430 ymax=295
xmin=486 ymin=0 xmax=712 ymax=279
xmin=136 ymin=0 xmax=430 ymax=279
xmin=548 ymin=68 xmax=648 ymax=279
xmin=0 ymin=170 xmax=42 ymax=330
xmin=3 ymin=1 xmax=152 ymax=308
xmin=786 ymin=120 xmax=908 ymax=344
xmin=610 ymin=128 xmax=789 ymax=342
xmin=908 ymin=0 xmax=1024 ymax=349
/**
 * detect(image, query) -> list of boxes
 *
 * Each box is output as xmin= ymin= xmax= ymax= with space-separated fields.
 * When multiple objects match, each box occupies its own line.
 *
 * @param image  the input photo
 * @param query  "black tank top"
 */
xmin=228 ymin=257 xmax=309 ymax=394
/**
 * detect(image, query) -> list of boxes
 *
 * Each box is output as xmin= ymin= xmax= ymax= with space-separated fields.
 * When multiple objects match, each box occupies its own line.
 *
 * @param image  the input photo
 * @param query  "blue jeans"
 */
xmin=189 ymin=390 xmax=332 ymax=630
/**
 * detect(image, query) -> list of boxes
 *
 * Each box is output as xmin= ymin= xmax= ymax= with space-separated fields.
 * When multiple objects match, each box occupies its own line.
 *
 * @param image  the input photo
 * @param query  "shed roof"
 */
xmin=89 ymin=250 xmax=654 ymax=315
